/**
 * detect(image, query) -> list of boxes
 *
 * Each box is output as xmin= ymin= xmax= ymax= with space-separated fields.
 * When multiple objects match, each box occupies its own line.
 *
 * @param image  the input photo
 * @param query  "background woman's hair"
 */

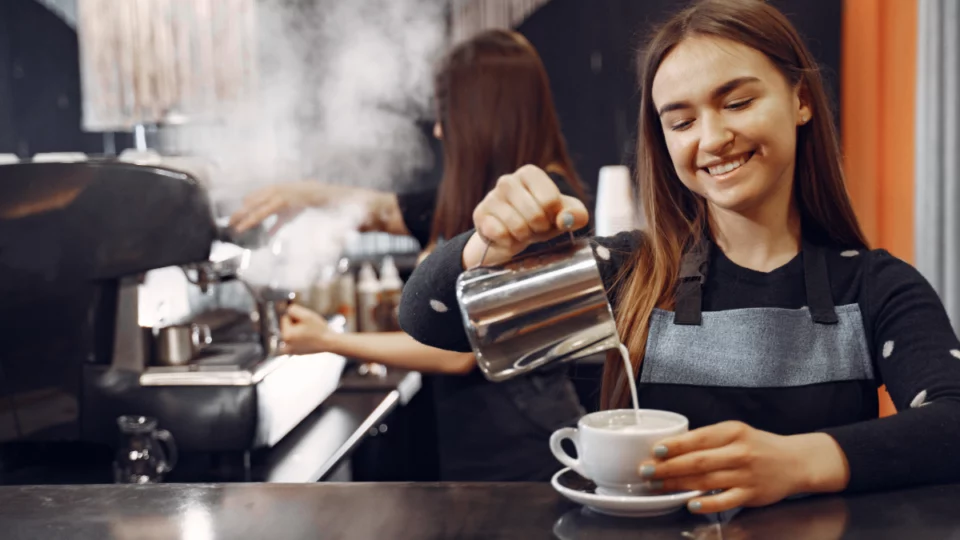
xmin=430 ymin=29 xmax=585 ymax=244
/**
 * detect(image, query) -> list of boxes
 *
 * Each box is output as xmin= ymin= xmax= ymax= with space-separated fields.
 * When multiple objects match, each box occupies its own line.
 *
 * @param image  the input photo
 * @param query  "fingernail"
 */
xmin=653 ymin=445 xmax=668 ymax=458
xmin=688 ymin=500 xmax=702 ymax=512
xmin=560 ymin=212 xmax=574 ymax=229
xmin=640 ymin=464 xmax=656 ymax=478
xmin=648 ymin=480 xmax=664 ymax=491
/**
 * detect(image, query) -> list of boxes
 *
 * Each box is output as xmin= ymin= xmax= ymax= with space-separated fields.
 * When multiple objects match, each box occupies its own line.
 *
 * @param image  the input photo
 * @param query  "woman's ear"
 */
xmin=795 ymin=82 xmax=812 ymax=126
xmin=433 ymin=122 xmax=443 ymax=140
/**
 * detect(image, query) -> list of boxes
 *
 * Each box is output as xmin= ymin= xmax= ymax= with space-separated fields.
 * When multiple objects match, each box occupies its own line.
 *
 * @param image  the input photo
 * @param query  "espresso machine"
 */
xmin=0 ymin=160 xmax=344 ymax=457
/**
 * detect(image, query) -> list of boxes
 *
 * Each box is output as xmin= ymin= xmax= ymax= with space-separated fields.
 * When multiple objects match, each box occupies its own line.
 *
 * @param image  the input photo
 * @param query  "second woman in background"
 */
xmin=235 ymin=29 xmax=590 ymax=482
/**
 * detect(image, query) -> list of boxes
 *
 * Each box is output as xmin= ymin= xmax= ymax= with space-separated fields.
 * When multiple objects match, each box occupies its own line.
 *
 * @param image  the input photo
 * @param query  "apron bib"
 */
xmin=641 ymin=240 xmax=874 ymax=390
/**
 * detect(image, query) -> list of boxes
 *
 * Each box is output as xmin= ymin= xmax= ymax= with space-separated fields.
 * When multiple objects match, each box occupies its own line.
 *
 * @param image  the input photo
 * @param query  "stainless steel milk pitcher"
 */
xmin=456 ymin=238 xmax=620 ymax=382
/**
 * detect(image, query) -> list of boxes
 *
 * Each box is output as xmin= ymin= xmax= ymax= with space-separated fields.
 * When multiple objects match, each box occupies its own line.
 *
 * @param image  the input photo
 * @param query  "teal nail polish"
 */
xmin=688 ymin=500 xmax=702 ymax=512
xmin=653 ymin=445 xmax=668 ymax=458
xmin=640 ymin=464 xmax=656 ymax=478
xmin=648 ymin=480 xmax=664 ymax=491
xmin=561 ymin=212 xmax=574 ymax=229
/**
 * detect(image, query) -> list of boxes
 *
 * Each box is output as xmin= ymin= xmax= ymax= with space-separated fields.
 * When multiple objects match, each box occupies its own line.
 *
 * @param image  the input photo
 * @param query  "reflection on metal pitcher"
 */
xmin=457 ymin=239 xmax=620 ymax=382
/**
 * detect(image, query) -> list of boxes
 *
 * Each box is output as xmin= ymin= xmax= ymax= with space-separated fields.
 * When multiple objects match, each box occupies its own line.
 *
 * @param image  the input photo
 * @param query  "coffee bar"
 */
xmin=0 ymin=158 xmax=956 ymax=540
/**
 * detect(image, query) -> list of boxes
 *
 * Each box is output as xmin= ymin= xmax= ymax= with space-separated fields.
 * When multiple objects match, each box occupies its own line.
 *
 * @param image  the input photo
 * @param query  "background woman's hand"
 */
xmin=229 ymin=182 xmax=328 ymax=234
xmin=280 ymin=304 xmax=335 ymax=355
xmin=229 ymin=181 xmax=407 ymax=238
xmin=462 ymin=165 xmax=590 ymax=268
xmin=640 ymin=422 xmax=850 ymax=514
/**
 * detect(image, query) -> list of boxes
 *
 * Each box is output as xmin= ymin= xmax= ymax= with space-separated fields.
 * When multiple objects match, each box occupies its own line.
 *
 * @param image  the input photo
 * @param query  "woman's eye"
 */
xmin=669 ymin=120 xmax=693 ymax=132
xmin=726 ymin=98 xmax=754 ymax=111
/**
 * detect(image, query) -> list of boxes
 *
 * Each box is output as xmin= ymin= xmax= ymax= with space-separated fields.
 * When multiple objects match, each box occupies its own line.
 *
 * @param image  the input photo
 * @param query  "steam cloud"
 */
xmin=239 ymin=205 xmax=369 ymax=292
xmin=183 ymin=0 xmax=447 ymax=292
xmin=190 ymin=0 xmax=447 ymax=194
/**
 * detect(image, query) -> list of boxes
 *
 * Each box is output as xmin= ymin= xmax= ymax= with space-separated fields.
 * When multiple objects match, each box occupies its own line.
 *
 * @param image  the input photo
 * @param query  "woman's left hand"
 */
xmin=640 ymin=421 xmax=850 ymax=514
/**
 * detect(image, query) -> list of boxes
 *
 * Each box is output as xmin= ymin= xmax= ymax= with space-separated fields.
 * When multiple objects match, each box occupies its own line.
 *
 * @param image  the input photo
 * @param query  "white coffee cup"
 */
xmin=549 ymin=409 xmax=688 ymax=496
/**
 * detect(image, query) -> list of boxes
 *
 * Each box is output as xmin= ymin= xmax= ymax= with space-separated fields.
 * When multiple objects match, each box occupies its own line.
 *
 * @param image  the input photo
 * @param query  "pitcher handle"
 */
xmin=154 ymin=429 xmax=178 ymax=474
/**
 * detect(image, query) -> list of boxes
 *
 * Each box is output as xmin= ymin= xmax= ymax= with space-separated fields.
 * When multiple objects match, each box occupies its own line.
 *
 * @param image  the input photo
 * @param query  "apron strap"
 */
xmin=802 ymin=241 xmax=838 ymax=325
xmin=674 ymin=239 xmax=710 ymax=326
xmin=673 ymin=237 xmax=838 ymax=326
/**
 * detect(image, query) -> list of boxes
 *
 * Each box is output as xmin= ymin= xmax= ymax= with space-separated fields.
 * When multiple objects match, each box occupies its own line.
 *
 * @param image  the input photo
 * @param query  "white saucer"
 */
xmin=551 ymin=468 xmax=702 ymax=518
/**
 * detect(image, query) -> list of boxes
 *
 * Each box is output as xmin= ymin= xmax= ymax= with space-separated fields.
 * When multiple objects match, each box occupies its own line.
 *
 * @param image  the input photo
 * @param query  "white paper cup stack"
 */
xmin=595 ymin=165 xmax=641 ymax=237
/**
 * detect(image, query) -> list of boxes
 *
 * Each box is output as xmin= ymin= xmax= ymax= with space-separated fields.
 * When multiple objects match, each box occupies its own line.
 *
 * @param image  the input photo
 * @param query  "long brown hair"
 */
xmin=429 ymin=29 xmax=585 ymax=244
xmin=601 ymin=0 xmax=869 ymax=409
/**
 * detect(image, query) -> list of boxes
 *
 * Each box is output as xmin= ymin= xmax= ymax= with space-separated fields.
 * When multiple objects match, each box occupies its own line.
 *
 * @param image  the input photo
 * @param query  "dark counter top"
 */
xmin=0 ymin=481 xmax=958 ymax=539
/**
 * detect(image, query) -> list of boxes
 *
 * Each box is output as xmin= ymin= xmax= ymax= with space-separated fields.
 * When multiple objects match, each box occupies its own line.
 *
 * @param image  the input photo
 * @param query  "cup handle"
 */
xmin=549 ymin=427 xmax=587 ymax=477
xmin=154 ymin=429 xmax=179 ymax=474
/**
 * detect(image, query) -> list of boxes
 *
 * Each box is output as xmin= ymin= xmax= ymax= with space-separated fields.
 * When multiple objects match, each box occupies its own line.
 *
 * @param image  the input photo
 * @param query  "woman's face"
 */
xmin=651 ymin=36 xmax=810 ymax=216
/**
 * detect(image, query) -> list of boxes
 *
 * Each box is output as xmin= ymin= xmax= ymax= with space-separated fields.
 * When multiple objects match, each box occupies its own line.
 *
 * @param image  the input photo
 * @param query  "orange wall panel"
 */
xmin=842 ymin=0 xmax=917 ymax=261
xmin=842 ymin=0 xmax=882 ymax=244
xmin=842 ymin=0 xmax=917 ymax=417
xmin=877 ymin=0 xmax=917 ymax=263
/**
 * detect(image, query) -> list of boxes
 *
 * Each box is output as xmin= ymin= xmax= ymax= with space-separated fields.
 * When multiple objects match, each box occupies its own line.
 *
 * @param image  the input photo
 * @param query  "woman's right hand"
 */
xmin=463 ymin=165 xmax=590 ymax=268
xmin=279 ymin=304 xmax=336 ymax=356
xmin=229 ymin=182 xmax=406 ymax=237
xmin=229 ymin=181 xmax=330 ymax=234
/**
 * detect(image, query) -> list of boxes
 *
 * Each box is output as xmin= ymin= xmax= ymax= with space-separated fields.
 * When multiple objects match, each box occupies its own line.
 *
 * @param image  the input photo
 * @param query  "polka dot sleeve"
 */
xmin=822 ymin=249 xmax=960 ymax=492
xmin=399 ymin=230 xmax=476 ymax=352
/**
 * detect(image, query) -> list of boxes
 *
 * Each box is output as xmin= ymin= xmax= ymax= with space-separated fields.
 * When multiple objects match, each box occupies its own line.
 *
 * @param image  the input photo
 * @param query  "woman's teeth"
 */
xmin=707 ymin=154 xmax=750 ymax=176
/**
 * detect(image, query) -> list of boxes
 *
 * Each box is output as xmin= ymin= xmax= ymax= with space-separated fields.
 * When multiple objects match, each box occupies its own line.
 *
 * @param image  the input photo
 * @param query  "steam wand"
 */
xmin=181 ymin=254 xmax=296 ymax=359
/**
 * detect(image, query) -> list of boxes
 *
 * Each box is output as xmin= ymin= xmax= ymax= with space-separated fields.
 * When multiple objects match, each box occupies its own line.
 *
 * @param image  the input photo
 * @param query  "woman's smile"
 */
xmin=699 ymin=150 xmax=757 ymax=182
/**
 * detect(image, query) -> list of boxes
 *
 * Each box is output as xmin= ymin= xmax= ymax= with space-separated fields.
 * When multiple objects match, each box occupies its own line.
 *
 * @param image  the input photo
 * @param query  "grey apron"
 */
xmin=641 ymin=239 xmax=874 ymax=391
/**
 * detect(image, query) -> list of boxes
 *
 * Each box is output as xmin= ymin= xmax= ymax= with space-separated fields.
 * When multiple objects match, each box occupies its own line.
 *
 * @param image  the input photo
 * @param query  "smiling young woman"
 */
xmin=399 ymin=0 xmax=960 ymax=514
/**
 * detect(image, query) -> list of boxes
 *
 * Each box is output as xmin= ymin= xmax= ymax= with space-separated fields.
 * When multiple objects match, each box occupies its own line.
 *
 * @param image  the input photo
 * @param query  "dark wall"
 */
xmin=0 ymin=0 xmax=105 ymax=157
xmin=0 ymin=5 xmax=17 ymax=154
xmin=517 ymin=0 xmax=843 ymax=195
